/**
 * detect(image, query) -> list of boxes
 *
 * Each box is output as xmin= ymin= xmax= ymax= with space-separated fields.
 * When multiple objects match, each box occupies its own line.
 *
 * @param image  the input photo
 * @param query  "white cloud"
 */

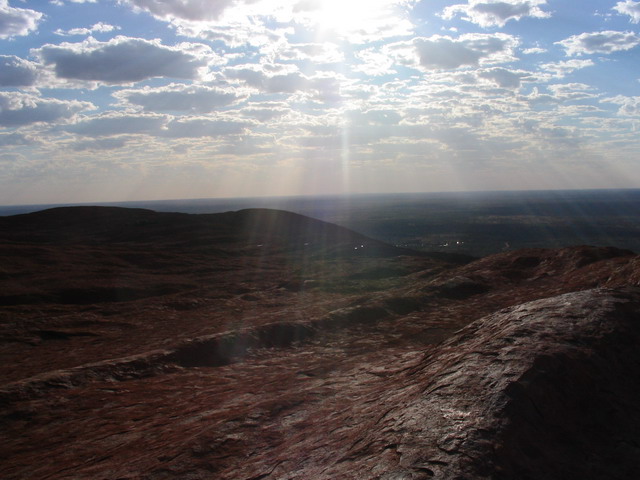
xmin=161 ymin=118 xmax=249 ymax=138
xmin=264 ymin=73 xmax=309 ymax=93
xmin=558 ymin=31 xmax=640 ymax=56
xmin=121 ymin=0 xmax=235 ymax=22
xmin=353 ymin=50 xmax=395 ymax=76
xmin=63 ymin=113 xmax=166 ymax=136
xmin=224 ymin=64 xmax=347 ymax=103
xmin=603 ymin=95 xmax=640 ymax=115
xmin=115 ymin=84 xmax=246 ymax=113
xmin=518 ymin=84 xmax=597 ymax=107
xmin=540 ymin=59 xmax=594 ymax=77
xmin=0 ymin=0 xmax=43 ymax=39
xmin=238 ymin=102 xmax=289 ymax=121
xmin=55 ymin=0 xmax=98 ymax=4
xmin=34 ymin=36 xmax=220 ymax=86
xmin=522 ymin=46 xmax=546 ymax=54
xmin=0 ymin=55 xmax=39 ymax=86
xmin=72 ymin=137 xmax=130 ymax=151
xmin=518 ymin=87 xmax=559 ymax=106
xmin=0 ymin=132 xmax=32 ymax=146
xmin=0 ymin=91 xmax=93 ymax=127
xmin=286 ymin=0 xmax=417 ymax=43
xmin=442 ymin=0 xmax=550 ymax=28
xmin=120 ymin=0 xmax=417 ymax=45
xmin=275 ymin=43 xmax=344 ymax=64
xmin=176 ymin=23 xmax=292 ymax=49
xmin=547 ymin=83 xmax=597 ymax=101
xmin=614 ymin=1 xmax=640 ymax=23
xmin=478 ymin=67 xmax=526 ymax=88
xmin=391 ymin=33 xmax=519 ymax=70
xmin=60 ymin=112 xmax=250 ymax=139
xmin=54 ymin=22 xmax=120 ymax=36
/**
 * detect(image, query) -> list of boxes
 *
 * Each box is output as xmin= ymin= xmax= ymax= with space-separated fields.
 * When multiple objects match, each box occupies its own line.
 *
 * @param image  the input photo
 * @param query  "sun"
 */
xmin=295 ymin=0 xmax=410 ymax=41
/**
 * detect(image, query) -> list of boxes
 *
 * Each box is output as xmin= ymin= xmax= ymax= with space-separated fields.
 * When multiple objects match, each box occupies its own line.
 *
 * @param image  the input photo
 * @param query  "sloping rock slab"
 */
xmin=2 ymin=288 xmax=639 ymax=479
xmin=370 ymin=287 xmax=640 ymax=480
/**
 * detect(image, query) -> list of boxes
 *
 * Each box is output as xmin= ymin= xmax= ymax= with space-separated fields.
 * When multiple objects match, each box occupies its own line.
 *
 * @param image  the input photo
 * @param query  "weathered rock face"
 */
xmin=3 ymin=288 xmax=639 ymax=479
xmin=368 ymin=287 xmax=640 ymax=480
xmin=2 ymin=208 xmax=640 ymax=479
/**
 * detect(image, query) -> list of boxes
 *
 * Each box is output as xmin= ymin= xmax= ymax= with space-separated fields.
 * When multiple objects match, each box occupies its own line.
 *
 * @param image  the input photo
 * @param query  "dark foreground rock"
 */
xmin=368 ymin=287 xmax=640 ymax=480
xmin=2 ymin=288 xmax=639 ymax=479
xmin=3 ymin=208 xmax=640 ymax=479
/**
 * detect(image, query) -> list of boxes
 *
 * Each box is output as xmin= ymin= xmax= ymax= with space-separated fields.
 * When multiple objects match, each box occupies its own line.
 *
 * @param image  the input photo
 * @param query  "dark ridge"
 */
xmin=0 ymin=206 xmax=419 ymax=258
xmin=35 ymin=330 xmax=99 ymax=341
xmin=0 ymin=296 xmax=410 ymax=398
xmin=382 ymin=296 xmax=422 ymax=315
xmin=428 ymin=276 xmax=491 ymax=299
xmin=0 ymin=285 xmax=193 ymax=306
xmin=386 ymin=287 xmax=640 ymax=480
xmin=169 ymin=323 xmax=317 ymax=368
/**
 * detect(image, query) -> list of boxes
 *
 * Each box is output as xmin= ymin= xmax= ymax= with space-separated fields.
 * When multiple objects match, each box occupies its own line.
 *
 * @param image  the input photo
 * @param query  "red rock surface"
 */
xmin=2 ymin=207 xmax=640 ymax=478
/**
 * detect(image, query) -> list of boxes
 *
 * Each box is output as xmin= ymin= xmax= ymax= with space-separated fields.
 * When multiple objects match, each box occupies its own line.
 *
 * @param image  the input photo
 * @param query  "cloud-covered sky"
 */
xmin=1 ymin=0 xmax=640 ymax=204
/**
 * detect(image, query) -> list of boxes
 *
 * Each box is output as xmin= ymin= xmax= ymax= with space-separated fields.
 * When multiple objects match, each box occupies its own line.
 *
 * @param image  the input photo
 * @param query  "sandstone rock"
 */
xmin=3 ymin=208 xmax=640 ymax=479
xmin=366 ymin=287 xmax=640 ymax=479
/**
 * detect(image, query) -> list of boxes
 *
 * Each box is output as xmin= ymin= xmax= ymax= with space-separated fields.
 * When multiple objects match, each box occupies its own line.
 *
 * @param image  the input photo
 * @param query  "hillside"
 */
xmin=0 ymin=206 xmax=421 ymax=255
xmin=1 ymin=207 xmax=640 ymax=479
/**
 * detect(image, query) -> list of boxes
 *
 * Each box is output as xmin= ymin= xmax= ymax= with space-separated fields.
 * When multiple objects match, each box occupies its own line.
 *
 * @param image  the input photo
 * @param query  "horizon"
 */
xmin=1 ymin=1 xmax=640 ymax=205
xmin=2 ymin=186 xmax=639 ymax=217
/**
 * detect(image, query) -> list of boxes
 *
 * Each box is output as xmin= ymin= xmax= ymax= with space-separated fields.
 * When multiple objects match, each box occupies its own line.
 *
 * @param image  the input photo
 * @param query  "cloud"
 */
xmin=518 ymin=87 xmax=559 ymax=106
xmin=164 ymin=18 xmax=293 ymax=49
xmin=0 ymin=92 xmax=92 ymax=127
xmin=120 ymin=0 xmax=280 ymax=47
xmin=522 ymin=46 xmax=546 ymax=54
xmin=225 ymin=64 xmax=311 ymax=93
xmin=0 ymin=132 xmax=33 ymax=146
xmin=62 ymin=113 xmax=166 ymax=136
xmin=0 ymin=55 xmax=39 ymax=86
xmin=603 ymin=95 xmax=640 ymax=115
xmin=540 ymin=59 xmax=594 ymax=77
xmin=161 ymin=118 xmax=249 ymax=138
xmin=353 ymin=48 xmax=395 ymax=76
xmin=53 ymin=0 xmax=98 ymax=4
xmin=276 ymin=43 xmax=344 ymax=64
xmin=238 ymin=104 xmax=289 ymax=121
xmin=61 ymin=112 xmax=250 ymax=139
xmin=225 ymin=64 xmax=346 ymax=103
xmin=115 ymin=84 xmax=245 ymax=113
xmin=614 ymin=1 xmax=640 ymax=23
xmin=72 ymin=137 xmax=130 ymax=151
xmin=121 ymin=0 xmax=417 ymax=45
xmin=0 ymin=0 xmax=43 ymax=39
xmin=121 ymin=0 xmax=236 ymax=22
xmin=557 ymin=31 xmax=640 ymax=55
xmin=400 ymin=33 xmax=518 ymax=70
xmin=547 ymin=83 xmax=597 ymax=101
xmin=264 ymin=73 xmax=309 ymax=93
xmin=286 ymin=0 xmax=416 ymax=43
xmin=34 ymin=36 xmax=219 ymax=85
xmin=518 ymin=84 xmax=596 ymax=106
xmin=54 ymin=22 xmax=120 ymax=36
xmin=442 ymin=0 xmax=550 ymax=28
xmin=226 ymin=65 xmax=307 ymax=92
xmin=478 ymin=67 xmax=525 ymax=88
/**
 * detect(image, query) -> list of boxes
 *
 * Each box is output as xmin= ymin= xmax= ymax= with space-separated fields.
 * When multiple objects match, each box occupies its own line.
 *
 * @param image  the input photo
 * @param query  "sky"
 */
xmin=1 ymin=0 xmax=640 ymax=205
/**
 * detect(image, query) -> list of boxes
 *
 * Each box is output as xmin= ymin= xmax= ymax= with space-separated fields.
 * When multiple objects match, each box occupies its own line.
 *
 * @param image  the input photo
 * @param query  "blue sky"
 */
xmin=1 ymin=0 xmax=640 ymax=204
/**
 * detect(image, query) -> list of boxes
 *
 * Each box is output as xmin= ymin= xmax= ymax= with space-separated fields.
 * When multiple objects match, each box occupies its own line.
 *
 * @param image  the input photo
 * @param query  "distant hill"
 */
xmin=0 ymin=206 xmax=404 ymax=257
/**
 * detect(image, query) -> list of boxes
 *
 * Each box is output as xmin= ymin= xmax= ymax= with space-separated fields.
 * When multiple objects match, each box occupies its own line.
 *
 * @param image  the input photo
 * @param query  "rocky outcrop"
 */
xmin=3 ymin=208 xmax=640 ymax=479
xmin=360 ymin=287 xmax=640 ymax=479
xmin=3 ymin=288 xmax=639 ymax=479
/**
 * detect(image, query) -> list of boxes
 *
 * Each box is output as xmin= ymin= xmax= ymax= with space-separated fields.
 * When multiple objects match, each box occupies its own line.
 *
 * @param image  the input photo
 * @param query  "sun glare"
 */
xmin=301 ymin=0 xmax=408 ymax=39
